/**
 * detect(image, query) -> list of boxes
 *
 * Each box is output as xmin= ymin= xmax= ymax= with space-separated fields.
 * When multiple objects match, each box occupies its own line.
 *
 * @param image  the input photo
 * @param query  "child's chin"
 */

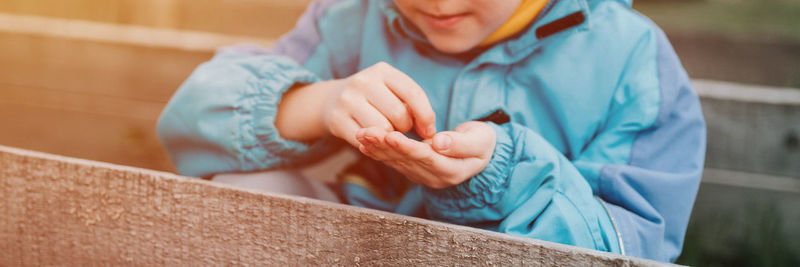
xmin=430 ymin=40 xmax=478 ymax=54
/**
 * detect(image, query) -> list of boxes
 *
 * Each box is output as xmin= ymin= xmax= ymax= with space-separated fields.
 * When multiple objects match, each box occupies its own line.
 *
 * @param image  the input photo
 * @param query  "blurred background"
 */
xmin=0 ymin=0 xmax=797 ymax=265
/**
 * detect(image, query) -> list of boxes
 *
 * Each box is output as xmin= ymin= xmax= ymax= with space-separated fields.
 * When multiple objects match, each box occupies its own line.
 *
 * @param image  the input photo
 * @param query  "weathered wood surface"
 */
xmin=0 ymin=0 xmax=311 ymax=38
xmin=0 ymin=31 xmax=204 ymax=172
xmin=694 ymin=80 xmax=800 ymax=178
xmin=0 ymin=13 xmax=272 ymax=172
xmin=0 ymin=145 xmax=666 ymax=266
xmin=0 ymin=13 xmax=275 ymax=52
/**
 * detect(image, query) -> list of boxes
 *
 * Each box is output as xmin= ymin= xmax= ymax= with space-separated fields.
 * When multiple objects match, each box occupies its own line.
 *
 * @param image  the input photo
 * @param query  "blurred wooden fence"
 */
xmin=0 ymin=0 xmax=309 ymax=171
xmin=0 ymin=0 xmax=310 ymax=37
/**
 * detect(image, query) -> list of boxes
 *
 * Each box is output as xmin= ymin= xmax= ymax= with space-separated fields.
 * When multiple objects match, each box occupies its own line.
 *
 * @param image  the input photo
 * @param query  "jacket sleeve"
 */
xmin=157 ymin=0 xmax=365 ymax=177
xmin=421 ymin=26 xmax=705 ymax=262
xmin=572 ymin=27 xmax=706 ymax=262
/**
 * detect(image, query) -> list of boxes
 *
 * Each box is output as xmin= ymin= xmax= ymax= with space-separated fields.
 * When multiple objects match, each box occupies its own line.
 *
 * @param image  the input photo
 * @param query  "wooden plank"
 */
xmin=0 ymin=19 xmax=222 ymax=171
xmin=0 ymin=0 xmax=311 ymax=37
xmin=0 ymin=33 xmax=208 ymax=102
xmin=694 ymin=80 xmax=800 ymax=105
xmin=0 ymin=15 xmax=274 ymax=173
xmin=695 ymin=80 xmax=800 ymax=178
xmin=702 ymin=168 xmax=800 ymax=194
xmin=0 ymin=17 xmax=277 ymax=102
xmin=668 ymin=31 xmax=800 ymax=88
xmin=0 ymin=83 xmax=164 ymax=121
xmin=0 ymin=13 xmax=275 ymax=52
xmin=688 ymin=178 xmax=800 ymax=261
xmin=0 ymin=102 xmax=173 ymax=171
xmin=0 ymin=145 xmax=666 ymax=266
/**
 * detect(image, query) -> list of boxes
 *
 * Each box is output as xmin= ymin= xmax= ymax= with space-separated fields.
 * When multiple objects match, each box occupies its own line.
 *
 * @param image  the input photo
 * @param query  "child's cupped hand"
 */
xmin=323 ymin=62 xmax=437 ymax=148
xmin=355 ymin=121 xmax=496 ymax=189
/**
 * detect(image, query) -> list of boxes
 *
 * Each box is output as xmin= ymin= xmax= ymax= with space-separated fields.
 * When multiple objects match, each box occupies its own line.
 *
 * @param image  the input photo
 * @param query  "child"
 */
xmin=157 ymin=0 xmax=705 ymax=262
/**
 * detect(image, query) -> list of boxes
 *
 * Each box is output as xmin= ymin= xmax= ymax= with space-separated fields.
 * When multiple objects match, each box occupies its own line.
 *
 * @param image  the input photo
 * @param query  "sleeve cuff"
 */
xmin=423 ymin=122 xmax=515 ymax=211
xmin=235 ymin=55 xmax=325 ymax=169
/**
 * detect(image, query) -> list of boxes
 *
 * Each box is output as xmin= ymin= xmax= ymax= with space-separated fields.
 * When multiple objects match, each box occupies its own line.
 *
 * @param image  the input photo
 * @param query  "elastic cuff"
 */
xmin=423 ymin=122 xmax=514 ymax=211
xmin=236 ymin=56 xmax=321 ymax=167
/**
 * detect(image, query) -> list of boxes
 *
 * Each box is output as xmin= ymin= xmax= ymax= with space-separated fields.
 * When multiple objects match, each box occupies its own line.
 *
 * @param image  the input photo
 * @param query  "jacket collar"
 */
xmin=380 ymin=0 xmax=595 ymax=65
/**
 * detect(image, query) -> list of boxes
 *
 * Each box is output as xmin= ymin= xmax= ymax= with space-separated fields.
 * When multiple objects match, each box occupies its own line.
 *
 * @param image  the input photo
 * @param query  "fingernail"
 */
xmin=365 ymin=135 xmax=378 ymax=143
xmin=426 ymin=125 xmax=436 ymax=137
xmin=433 ymin=134 xmax=450 ymax=150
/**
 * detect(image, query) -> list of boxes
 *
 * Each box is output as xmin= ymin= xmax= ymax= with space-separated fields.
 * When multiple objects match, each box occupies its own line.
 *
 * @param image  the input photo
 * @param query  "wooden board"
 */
xmin=0 ymin=145 xmax=665 ymax=266
xmin=0 ymin=29 xmax=216 ymax=171
xmin=0 ymin=0 xmax=311 ymax=38
xmin=0 ymin=12 xmax=280 ymax=172
xmin=695 ymin=80 xmax=800 ymax=178
xmin=0 ymin=101 xmax=173 ymax=172
xmin=0 ymin=29 xmax=214 ymax=102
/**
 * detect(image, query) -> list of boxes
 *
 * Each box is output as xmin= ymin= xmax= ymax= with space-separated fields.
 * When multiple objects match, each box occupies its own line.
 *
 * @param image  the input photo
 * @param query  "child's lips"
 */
xmin=421 ymin=12 xmax=468 ymax=29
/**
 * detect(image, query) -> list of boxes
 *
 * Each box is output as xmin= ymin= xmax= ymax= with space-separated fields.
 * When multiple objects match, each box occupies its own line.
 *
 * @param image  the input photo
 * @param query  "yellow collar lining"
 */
xmin=478 ymin=0 xmax=549 ymax=47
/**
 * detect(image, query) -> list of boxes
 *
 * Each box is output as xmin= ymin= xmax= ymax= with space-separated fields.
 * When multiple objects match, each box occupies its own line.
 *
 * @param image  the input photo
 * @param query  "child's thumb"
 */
xmin=432 ymin=131 xmax=485 ymax=158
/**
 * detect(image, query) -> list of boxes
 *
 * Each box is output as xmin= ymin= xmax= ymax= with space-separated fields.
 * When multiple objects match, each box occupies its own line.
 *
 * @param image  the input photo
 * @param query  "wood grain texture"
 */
xmin=0 ymin=0 xmax=311 ymax=38
xmin=0 ymin=30 xmax=215 ymax=102
xmin=0 ymin=13 xmax=275 ymax=53
xmin=0 ymin=29 xmax=213 ymax=172
xmin=0 ymin=12 xmax=277 ymax=173
xmin=0 ymin=102 xmax=173 ymax=172
xmin=0 ymin=146 xmax=667 ymax=266
xmin=696 ymin=80 xmax=800 ymax=178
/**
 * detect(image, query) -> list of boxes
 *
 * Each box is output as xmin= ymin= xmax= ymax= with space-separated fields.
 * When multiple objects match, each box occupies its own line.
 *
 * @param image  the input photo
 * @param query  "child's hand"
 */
xmin=355 ymin=121 xmax=496 ymax=189
xmin=323 ymin=62 xmax=436 ymax=147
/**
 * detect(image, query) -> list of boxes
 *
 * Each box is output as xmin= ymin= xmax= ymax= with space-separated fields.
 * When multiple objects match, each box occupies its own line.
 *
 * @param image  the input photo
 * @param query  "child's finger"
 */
xmin=377 ymin=64 xmax=437 ymax=138
xmin=355 ymin=128 xmax=375 ymax=145
xmin=385 ymin=131 xmax=433 ymax=160
xmin=357 ymin=127 xmax=398 ymax=160
xmin=331 ymin=115 xmax=362 ymax=148
xmin=358 ymin=144 xmax=376 ymax=158
xmin=350 ymin=99 xmax=394 ymax=132
xmin=431 ymin=125 xmax=494 ymax=158
xmin=366 ymin=87 xmax=414 ymax=132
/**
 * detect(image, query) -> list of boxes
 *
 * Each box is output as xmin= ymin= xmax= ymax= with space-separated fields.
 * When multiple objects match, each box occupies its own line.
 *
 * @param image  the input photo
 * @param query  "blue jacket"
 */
xmin=157 ymin=0 xmax=705 ymax=261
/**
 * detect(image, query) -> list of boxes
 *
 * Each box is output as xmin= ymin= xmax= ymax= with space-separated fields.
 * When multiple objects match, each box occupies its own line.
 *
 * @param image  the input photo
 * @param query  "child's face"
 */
xmin=393 ymin=0 xmax=521 ymax=54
